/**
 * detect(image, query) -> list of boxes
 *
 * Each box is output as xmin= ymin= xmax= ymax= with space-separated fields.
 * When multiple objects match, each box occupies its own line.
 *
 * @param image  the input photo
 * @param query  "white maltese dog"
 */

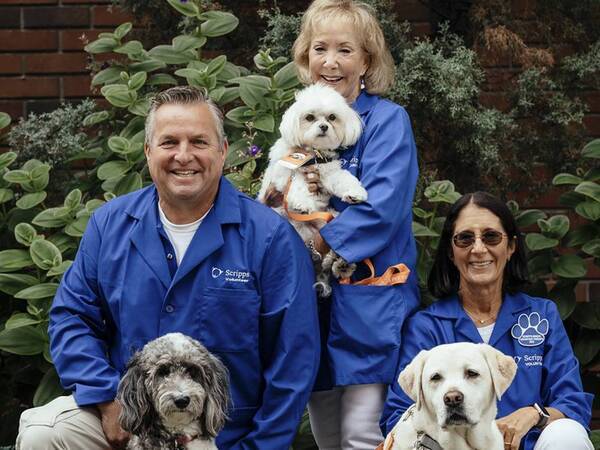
xmin=258 ymin=84 xmax=367 ymax=297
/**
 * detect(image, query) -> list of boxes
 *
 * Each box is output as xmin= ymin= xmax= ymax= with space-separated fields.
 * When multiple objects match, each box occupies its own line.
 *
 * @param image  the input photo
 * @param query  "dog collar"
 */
xmin=415 ymin=431 xmax=444 ymax=450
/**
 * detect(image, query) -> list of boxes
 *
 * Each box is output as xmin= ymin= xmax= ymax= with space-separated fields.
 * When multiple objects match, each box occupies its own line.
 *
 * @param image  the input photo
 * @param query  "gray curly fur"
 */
xmin=117 ymin=333 xmax=230 ymax=449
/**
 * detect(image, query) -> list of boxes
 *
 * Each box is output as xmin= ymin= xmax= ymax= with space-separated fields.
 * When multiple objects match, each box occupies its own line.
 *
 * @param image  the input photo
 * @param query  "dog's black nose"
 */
xmin=174 ymin=395 xmax=190 ymax=409
xmin=319 ymin=124 xmax=328 ymax=132
xmin=444 ymin=390 xmax=463 ymax=407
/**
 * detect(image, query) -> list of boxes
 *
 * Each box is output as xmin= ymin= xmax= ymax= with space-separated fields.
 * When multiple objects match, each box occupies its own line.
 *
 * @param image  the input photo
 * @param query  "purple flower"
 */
xmin=247 ymin=144 xmax=262 ymax=157
xmin=180 ymin=0 xmax=188 ymax=3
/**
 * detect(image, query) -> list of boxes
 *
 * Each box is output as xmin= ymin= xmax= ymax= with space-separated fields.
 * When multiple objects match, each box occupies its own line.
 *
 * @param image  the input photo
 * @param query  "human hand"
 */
xmin=301 ymin=165 xmax=322 ymax=194
xmin=313 ymin=231 xmax=330 ymax=257
xmin=496 ymin=407 xmax=539 ymax=450
xmin=97 ymin=400 xmax=130 ymax=449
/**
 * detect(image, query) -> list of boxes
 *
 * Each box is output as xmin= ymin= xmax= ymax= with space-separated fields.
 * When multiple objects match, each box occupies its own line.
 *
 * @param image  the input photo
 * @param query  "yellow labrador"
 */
xmin=384 ymin=343 xmax=517 ymax=450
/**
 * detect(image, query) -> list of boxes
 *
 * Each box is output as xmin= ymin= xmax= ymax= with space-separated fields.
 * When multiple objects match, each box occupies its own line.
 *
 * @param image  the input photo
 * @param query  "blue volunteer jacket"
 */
xmin=49 ymin=178 xmax=320 ymax=449
xmin=381 ymin=292 xmax=594 ymax=450
xmin=315 ymin=91 xmax=420 ymax=389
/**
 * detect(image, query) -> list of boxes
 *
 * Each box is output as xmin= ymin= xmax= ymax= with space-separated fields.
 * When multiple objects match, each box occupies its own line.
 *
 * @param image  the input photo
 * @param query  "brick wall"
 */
xmin=0 ymin=0 xmax=133 ymax=119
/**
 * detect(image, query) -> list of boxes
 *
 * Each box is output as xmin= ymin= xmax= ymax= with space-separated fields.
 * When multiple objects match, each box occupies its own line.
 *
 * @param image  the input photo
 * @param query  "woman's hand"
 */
xmin=301 ymin=165 xmax=322 ymax=194
xmin=97 ymin=400 xmax=130 ymax=449
xmin=496 ymin=407 xmax=539 ymax=450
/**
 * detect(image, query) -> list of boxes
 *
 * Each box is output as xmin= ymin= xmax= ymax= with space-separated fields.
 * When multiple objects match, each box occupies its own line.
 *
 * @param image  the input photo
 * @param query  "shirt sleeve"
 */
xmin=380 ymin=312 xmax=439 ymax=435
xmin=231 ymin=221 xmax=320 ymax=449
xmin=320 ymin=103 xmax=419 ymax=263
xmin=541 ymin=302 xmax=593 ymax=430
xmin=49 ymin=213 xmax=120 ymax=406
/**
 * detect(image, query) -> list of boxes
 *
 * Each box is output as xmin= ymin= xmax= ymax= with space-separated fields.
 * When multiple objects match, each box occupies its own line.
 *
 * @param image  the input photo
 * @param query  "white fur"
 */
xmin=258 ymin=84 xmax=367 ymax=295
xmin=384 ymin=343 xmax=517 ymax=450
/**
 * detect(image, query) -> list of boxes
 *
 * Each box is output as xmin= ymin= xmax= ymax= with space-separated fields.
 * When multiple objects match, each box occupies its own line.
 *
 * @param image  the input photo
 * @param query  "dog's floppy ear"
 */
xmin=279 ymin=102 xmax=302 ymax=148
xmin=118 ymin=352 xmax=155 ymax=435
xmin=398 ymin=350 xmax=428 ymax=411
xmin=199 ymin=351 xmax=231 ymax=437
xmin=480 ymin=344 xmax=517 ymax=400
xmin=341 ymin=108 xmax=363 ymax=147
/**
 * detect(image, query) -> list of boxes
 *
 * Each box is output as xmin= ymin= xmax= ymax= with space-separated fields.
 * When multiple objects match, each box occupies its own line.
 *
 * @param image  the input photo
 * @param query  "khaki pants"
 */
xmin=17 ymin=395 xmax=110 ymax=450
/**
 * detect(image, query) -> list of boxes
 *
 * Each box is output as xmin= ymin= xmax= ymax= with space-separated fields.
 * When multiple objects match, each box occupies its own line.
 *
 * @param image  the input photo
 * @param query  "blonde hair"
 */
xmin=293 ymin=0 xmax=395 ymax=95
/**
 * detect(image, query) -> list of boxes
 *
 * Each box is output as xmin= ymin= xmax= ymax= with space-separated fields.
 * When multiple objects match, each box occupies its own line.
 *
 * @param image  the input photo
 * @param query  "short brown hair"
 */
xmin=293 ymin=0 xmax=395 ymax=95
xmin=145 ymin=86 xmax=225 ymax=147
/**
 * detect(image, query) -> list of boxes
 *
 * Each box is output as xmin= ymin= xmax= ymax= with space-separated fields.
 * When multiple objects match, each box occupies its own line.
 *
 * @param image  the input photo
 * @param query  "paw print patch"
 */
xmin=511 ymin=312 xmax=549 ymax=346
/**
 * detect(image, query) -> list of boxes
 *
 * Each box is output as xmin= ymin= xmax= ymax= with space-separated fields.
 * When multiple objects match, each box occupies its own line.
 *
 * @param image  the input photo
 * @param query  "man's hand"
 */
xmin=496 ymin=407 xmax=539 ymax=450
xmin=97 ymin=400 xmax=130 ymax=450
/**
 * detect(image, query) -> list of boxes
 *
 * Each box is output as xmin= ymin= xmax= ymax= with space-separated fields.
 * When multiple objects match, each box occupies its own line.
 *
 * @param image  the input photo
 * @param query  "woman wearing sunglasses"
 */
xmin=380 ymin=191 xmax=593 ymax=450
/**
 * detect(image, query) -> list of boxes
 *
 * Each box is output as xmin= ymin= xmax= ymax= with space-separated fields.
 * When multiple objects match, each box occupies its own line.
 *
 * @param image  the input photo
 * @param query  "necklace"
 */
xmin=464 ymin=308 xmax=496 ymax=325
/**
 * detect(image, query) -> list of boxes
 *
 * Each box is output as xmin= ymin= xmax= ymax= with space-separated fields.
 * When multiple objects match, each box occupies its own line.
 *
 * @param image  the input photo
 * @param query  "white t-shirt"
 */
xmin=158 ymin=204 xmax=212 ymax=265
xmin=477 ymin=323 xmax=495 ymax=344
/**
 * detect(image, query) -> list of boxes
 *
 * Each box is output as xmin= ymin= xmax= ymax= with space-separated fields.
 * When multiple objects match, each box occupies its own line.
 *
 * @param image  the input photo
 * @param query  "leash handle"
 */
xmin=339 ymin=258 xmax=410 ymax=286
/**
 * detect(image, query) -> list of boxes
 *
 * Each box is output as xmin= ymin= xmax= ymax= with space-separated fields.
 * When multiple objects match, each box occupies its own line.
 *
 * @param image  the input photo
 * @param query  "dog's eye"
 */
xmin=186 ymin=365 xmax=201 ymax=380
xmin=156 ymin=365 xmax=170 ymax=377
xmin=328 ymin=114 xmax=336 ymax=121
xmin=430 ymin=373 xmax=442 ymax=381
xmin=305 ymin=114 xmax=315 ymax=122
xmin=466 ymin=369 xmax=480 ymax=378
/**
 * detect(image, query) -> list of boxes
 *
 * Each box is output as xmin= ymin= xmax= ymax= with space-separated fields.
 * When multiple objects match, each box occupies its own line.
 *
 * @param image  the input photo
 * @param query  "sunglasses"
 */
xmin=452 ymin=230 xmax=508 ymax=248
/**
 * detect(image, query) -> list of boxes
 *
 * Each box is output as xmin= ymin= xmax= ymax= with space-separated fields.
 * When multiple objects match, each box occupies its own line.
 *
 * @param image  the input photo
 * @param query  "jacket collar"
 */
xmin=430 ymin=292 xmax=531 ymax=345
xmin=352 ymin=91 xmax=379 ymax=115
xmin=127 ymin=178 xmax=242 ymax=289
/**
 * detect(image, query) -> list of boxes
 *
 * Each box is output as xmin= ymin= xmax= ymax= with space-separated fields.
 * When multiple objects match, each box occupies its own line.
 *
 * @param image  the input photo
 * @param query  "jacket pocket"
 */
xmin=199 ymin=287 xmax=260 ymax=352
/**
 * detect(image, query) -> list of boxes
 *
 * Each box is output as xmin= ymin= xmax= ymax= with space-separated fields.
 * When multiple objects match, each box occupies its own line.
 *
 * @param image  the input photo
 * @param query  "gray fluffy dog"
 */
xmin=118 ymin=333 xmax=230 ymax=450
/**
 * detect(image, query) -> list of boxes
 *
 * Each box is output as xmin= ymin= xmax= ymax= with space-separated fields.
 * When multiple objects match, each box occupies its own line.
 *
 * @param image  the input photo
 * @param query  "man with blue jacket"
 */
xmin=17 ymin=86 xmax=320 ymax=449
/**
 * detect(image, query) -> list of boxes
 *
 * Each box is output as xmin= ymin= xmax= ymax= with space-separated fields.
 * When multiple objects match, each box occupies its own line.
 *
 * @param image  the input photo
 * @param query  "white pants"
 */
xmin=308 ymin=383 xmax=386 ymax=450
xmin=16 ymin=395 xmax=110 ymax=450
xmin=534 ymin=418 xmax=593 ymax=450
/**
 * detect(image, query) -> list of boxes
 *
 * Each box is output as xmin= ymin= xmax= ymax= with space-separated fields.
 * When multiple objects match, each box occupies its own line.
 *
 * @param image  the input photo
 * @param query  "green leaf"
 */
xmin=5 ymin=313 xmax=42 ymax=330
xmin=97 ymin=160 xmax=131 ymax=180
xmin=215 ymin=86 xmax=239 ymax=105
xmin=129 ymin=58 xmax=167 ymax=73
xmin=108 ymin=136 xmax=131 ymax=154
xmin=0 ymin=326 xmax=47 ymax=355
xmin=33 ymin=367 xmax=64 ymax=407
xmin=571 ymin=302 xmax=600 ymax=329
xmin=14 ymin=222 xmax=37 ymax=246
xmin=253 ymin=113 xmax=275 ymax=132
xmin=127 ymin=71 xmax=147 ymax=91
xmin=32 ymin=206 xmax=71 ymax=228
xmin=0 ymin=249 xmax=33 ymax=272
xmin=581 ymin=138 xmax=600 ymax=159
xmin=4 ymin=169 xmax=30 ymax=184
xmin=112 ymin=172 xmax=142 ymax=196
xmin=412 ymin=221 xmax=439 ymax=237
xmin=172 ymin=35 xmax=207 ymax=52
xmin=114 ymin=40 xmax=144 ymax=56
xmin=525 ymin=233 xmax=558 ymax=251
xmin=218 ymin=61 xmax=241 ymax=81
xmin=48 ymin=233 xmax=77 ymax=254
xmin=0 ymin=151 xmax=17 ymax=171
xmin=113 ymin=22 xmax=132 ymax=40
xmin=575 ymin=181 xmax=600 ymax=203
xmin=47 ymin=260 xmax=72 ymax=277
xmin=64 ymin=215 xmax=90 ymax=237
xmin=552 ymin=173 xmax=582 ymax=185
xmin=15 ymin=283 xmax=59 ymax=300
xmin=0 ymin=273 xmax=38 ymax=295
xmin=515 ymin=209 xmax=546 ymax=228
xmin=83 ymin=110 xmax=110 ymax=126
xmin=558 ymin=191 xmax=587 ymax=208
xmin=84 ymin=37 xmax=118 ymax=54
xmin=146 ymin=73 xmax=178 ymax=86
xmin=128 ymin=98 xmax=150 ymax=117
xmin=574 ymin=329 xmax=600 ymax=365
xmin=166 ymin=0 xmax=199 ymax=16
xmin=575 ymin=200 xmax=600 ymax=221
xmin=0 ymin=111 xmax=11 ymax=130
xmin=30 ymin=164 xmax=51 ymax=191
xmin=30 ymin=239 xmax=62 ymax=270
xmin=207 ymin=55 xmax=227 ymax=76
xmin=16 ymin=191 xmax=46 ymax=210
xmin=537 ymin=215 xmax=569 ymax=239
xmin=236 ymin=75 xmax=271 ymax=108
xmin=148 ymin=45 xmax=196 ymax=65
xmin=547 ymin=281 xmax=577 ymax=319
xmin=101 ymin=84 xmax=137 ymax=108
xmin=200 ymin=11 xmax=239 ymax=37
xmin=226 ymin=106 xmax=253 ymax=124
xmin=564 ymin=223 xmax=600 ymax=247
xmin=0 ymin=188 xmax=13 ymax=203
xmin=527 ymin=253 xmax=551 ymax=277
xmin=550 ymin=254 xmax=587 ymax=278
xmin=64 ymin=189 xmax=82 ymax=210
xmin=582 ymin=239 xmax=600 ymax=258
xmin=273 ymin=62 xmax=300 ymax=90
xmin=424 ymin=180 xmax=461 ymax=204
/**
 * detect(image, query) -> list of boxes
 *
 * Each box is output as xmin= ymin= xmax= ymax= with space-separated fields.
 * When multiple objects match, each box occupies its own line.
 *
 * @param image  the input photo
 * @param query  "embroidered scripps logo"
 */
xmin=211 ymin=267 xmax=223 ymax=278
xmin=348 ymin=156 xmax=359 ymax=168
xmin=224 ymin=269 xmax=250 ymax=283
xmin=511 ymin=312 xmax=549 ymax=347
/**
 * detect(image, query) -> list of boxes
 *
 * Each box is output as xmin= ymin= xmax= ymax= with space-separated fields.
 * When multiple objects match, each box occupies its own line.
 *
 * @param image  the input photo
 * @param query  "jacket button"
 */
xmin=166 ymin=253 xmax=174 ymax=260
xmin=165 ymin=305 xmax=174 ymax=313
